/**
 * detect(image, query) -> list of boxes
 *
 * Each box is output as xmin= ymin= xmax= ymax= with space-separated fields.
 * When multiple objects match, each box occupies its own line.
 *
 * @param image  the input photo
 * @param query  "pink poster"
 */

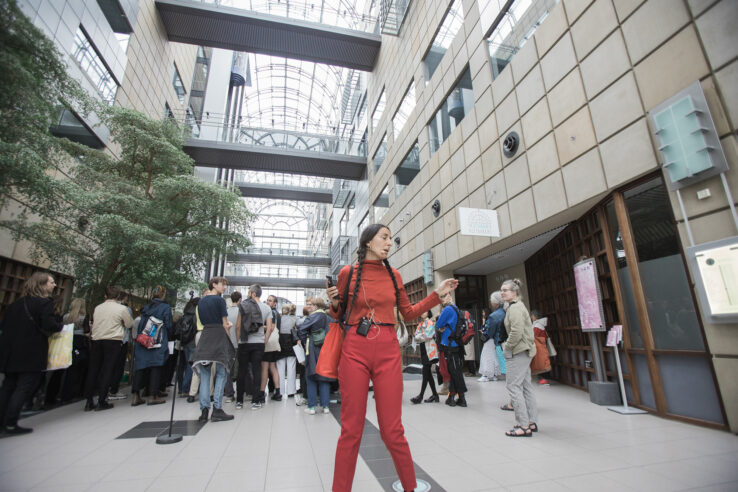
xmin=573 ymin=259 xmax=606 ymax=332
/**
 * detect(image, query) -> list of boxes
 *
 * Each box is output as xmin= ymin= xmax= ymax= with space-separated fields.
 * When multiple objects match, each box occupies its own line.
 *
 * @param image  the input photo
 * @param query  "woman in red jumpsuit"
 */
xmin=326 ymin=224 xmax=459 ymax=492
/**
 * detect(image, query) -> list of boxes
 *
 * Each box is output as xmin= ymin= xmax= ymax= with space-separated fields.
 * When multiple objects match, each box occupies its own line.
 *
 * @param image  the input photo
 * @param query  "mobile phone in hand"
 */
xmin=326 ymin=275 xmax=339 ymax=300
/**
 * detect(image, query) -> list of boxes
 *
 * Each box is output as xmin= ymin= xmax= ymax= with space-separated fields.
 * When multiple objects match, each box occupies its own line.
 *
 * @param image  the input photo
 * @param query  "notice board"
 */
xmin=573 ymin=258 xmax=606 ymax=332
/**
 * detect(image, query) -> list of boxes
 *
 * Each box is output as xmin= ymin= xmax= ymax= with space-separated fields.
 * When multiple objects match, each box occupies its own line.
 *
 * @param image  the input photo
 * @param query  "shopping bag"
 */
xmin=546 ymin=336 xmax=557 ymax=357
xmin=530 ymin=335 xmax=551 ymax=375
xmin=47 ymin=323 xmax=74 ymax=371
xmin=315 ymin=322 xmax=344 ymax=380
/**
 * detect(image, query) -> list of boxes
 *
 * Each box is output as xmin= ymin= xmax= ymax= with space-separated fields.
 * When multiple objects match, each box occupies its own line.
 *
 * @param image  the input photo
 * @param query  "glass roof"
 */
xmin=209 ymin=0 xmax=379 ymax=31
xmin=241 ymin=53 xmax=351 ymax=134
xmin=243 ymin=198 xmax=330 ymax=254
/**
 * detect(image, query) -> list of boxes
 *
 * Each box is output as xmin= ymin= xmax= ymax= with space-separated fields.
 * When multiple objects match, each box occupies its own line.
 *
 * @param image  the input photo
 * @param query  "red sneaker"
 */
xmin=538 ymin=379 xmax=549 ymax=385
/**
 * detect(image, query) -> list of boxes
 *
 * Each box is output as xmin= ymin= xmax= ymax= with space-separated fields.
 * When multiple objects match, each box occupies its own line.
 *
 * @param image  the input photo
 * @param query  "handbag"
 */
xmin=47 ymin=323 xmax=74 ymax=371
xmin=265 ymin=328 xmax=281 ymax=352
xmin=315 ymin=265 xmax=354 ymax=379
xmin=396 ymin=320 xmax=410 ymax=347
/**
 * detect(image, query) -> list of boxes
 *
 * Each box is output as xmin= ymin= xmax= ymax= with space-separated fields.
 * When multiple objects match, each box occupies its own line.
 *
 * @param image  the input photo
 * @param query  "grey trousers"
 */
xmin=505 ymin=351 xmax=538 ymax=427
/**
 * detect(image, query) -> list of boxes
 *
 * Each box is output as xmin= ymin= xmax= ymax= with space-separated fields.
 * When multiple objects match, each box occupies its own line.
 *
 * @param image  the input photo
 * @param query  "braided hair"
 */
xmin=346 ymin=224 xmax=402 ymax=327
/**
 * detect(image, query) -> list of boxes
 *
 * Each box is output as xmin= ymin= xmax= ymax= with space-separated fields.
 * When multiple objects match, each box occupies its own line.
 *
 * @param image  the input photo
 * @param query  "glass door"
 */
xmin=606 ymin=178 xmax=725 ymax=425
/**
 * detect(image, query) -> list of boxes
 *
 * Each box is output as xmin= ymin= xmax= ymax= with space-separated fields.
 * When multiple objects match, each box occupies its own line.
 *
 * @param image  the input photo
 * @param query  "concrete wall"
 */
xmin=368 ymin=0 xmax=738 ymax=430
xmin=485 ymin=263 xmax=529 ymax=304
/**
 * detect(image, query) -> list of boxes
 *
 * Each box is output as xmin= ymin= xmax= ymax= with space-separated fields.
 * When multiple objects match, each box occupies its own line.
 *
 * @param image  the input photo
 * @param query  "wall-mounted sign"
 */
xmin=423 ymin=250 xmax=434 ymax=285
xmin=458 ymin=207 xmax=500 ymax=237
xmin=649 ymin=82 xmax=729 ymax=190
xmin=573 ymin=258 xmax=606 ymax=332
xmin=688 ymin=236 xmax=738 ymax=323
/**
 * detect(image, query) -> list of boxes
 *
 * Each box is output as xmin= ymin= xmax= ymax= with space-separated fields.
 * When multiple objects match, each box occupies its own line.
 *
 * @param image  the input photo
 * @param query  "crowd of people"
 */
xmin=0 ymin=224 xmax=550 ymax=491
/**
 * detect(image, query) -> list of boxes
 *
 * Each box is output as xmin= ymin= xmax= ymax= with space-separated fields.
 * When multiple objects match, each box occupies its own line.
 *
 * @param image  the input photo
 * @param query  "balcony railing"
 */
xmin=240 ymin=247 xmax=330 ymax=257
xmin=186 ymin=115 xmax=368 ymax=158
xmin=331 ymin=235 xmax=357 ymax=274
xmin=194 ymin=0 xmax=380 ymax=33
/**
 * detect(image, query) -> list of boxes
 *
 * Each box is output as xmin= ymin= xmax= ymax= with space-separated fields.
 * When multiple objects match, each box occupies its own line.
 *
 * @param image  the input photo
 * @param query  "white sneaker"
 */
xmin=491 ymin=376 xmax=498 ymax=381
xmin=108 ymin=392 xmax=127 ymax=400
xmin=322 ymin=407 xmax=330 ymax=414
xmin=295 ymin=396 xmax=306 ymax=406
xmin=224 ymin=396 xmax=233 ymax=403
xmin=304 ymin=407 xmax=316 ymax=415
xmin=477 ymin=376 xmax=489 ymax=382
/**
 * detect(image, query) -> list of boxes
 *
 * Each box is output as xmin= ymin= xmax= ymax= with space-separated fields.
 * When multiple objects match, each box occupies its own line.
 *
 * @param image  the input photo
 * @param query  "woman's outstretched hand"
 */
xmin=434 ymin=278 xmax=459 ymax=298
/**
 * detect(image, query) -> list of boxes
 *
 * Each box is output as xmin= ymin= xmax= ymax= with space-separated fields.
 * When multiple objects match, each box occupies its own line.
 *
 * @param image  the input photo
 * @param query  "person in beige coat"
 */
xmin=501 ymin=278 xmax=538 ymax=437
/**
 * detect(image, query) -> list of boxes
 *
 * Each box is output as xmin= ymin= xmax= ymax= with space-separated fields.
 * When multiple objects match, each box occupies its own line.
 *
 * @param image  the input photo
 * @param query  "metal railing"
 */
xmin=240 ymin=246 xmax=330 ymax=257
xmin=187 ymin=117 xmax=368 ymax=158
xmin=194 ymin=0 xmax=380 ymax=33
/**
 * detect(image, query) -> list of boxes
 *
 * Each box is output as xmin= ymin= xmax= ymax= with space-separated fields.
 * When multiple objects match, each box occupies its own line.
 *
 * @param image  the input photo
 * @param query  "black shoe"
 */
xmin=186 ymin=396 xmax=195 ymax=403
xmin=84 ymin=400 xmax=96 ymax=412
xmin=410 ymin=395 xmax=422 ymax=404
xmin=95 ymin=401 xmax=114 ymax=411
xmin=288 ymin=394 xmax=295 ymax=398
xmin=424 ymin=395 xmax=439 ymax=403
xmin=445 ymin=396 xmax=457 ymax=407
xmin=271 ymin=393 xmax=283 ymax=401
xmin=4 ymin=424 xmax=33 ymax=435
xmin=210 ymin=408 xmax=234 ymax=422
xmin=456 ymin=397 xmax=467 ymax=407
xmin=198 ymin=408 xmax=209 ymax=422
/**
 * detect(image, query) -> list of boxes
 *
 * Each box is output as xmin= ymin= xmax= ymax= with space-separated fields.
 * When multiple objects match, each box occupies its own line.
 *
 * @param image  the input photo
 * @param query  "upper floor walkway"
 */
xmin=155 ymin=0 xmax=381 ymax=71
xmin=185 ymin=122 xmax=367 ymax=180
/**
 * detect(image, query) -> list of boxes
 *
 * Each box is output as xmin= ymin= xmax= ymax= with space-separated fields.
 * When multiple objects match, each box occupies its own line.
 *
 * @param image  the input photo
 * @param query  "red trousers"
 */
xmin=333 ymin=325 xmax=416 ymax=492
xmin=438 ymin=350 xmax=450 ymax=382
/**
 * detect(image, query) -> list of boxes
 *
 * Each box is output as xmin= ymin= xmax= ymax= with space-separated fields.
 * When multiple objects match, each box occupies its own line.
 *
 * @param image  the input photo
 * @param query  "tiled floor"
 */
xmin=0 ymin=376 xmax=736 ymax=492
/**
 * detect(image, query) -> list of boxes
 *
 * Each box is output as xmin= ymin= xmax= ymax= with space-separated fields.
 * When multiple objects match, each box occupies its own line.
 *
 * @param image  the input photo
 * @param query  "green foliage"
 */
xmin=0 ymin=1 xmax=252 ymax=302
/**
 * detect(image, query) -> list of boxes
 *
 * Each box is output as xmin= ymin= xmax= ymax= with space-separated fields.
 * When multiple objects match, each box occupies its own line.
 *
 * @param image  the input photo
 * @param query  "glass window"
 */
xmin=114 ymin=33 xmax=130 ymax=53
xmin=373 ymin=184 xmax=390 ymax=222
xmin=172 ymin=63 xmax=186 ymax=105
xmin=424 ymin=0 xmax=464 ymax=82
xmin=428 ymin=68 xmax=474 ymax=154
xmin=623 ymin=179 xmax=705 ymax=351
xmin=394 ymin=142 xmax=420 ymax=198
xmin=486 ymin=0 xmax=559 ymax=79
xmin=392 ymin=80 xmax=416 ymax=139
xmin=71 ymin=27 xmax=118 ymax=105
xmin=372 ymin=89 xmax=386 ymax=132
xmin=373 ymin=134 xmax=387 ymax=173
xmin=358 ymin=212 xmax=369 ymax=237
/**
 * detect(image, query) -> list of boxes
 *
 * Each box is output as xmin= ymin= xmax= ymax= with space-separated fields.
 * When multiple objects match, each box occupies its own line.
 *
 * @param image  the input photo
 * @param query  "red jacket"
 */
xmin=329 ymin=260 xmax=441 ymax=326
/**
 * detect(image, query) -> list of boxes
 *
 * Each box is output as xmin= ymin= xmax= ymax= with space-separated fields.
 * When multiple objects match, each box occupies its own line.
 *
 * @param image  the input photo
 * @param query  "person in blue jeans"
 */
xmin=191 ymin=277 xmax=235 ymax=423
xmin=298 ymin=297 xmax=331 ymax=415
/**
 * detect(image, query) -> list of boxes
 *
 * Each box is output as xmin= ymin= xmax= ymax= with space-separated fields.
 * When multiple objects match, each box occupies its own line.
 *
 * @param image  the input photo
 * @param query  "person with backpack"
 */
xmin=0 ymin=272 xmax=63 ymax=435
xmin=500 ymin=278 xmax=538 ymax=437
xmin=235 ymin=284 xmax=271 ymax=410
xmin=435 ymin=292 xmax=468 ymax=408
xmin=276 ymin=304 xmax=298 ymax=399
xmin=325 ymin=224 xmax=458 ymax=492
xmin=131 ymin=286 xmax=172 ymax=406
xmin=297 ymin=296 xmax=331 ymax=414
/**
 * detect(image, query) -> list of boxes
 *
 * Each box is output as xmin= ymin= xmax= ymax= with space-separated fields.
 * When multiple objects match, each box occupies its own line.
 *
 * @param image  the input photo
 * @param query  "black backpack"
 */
xmin=174 ymin=311 xmax=196 ymax=345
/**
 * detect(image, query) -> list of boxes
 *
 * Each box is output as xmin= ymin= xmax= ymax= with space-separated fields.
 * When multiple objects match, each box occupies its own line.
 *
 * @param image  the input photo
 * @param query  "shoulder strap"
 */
xmin=339 ymin=265 xmax=354 ymax=327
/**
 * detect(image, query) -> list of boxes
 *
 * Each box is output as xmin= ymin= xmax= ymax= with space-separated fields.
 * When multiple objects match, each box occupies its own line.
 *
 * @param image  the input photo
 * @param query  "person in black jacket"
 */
xmin=0 ymin=272 xmax=63 ymax=435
